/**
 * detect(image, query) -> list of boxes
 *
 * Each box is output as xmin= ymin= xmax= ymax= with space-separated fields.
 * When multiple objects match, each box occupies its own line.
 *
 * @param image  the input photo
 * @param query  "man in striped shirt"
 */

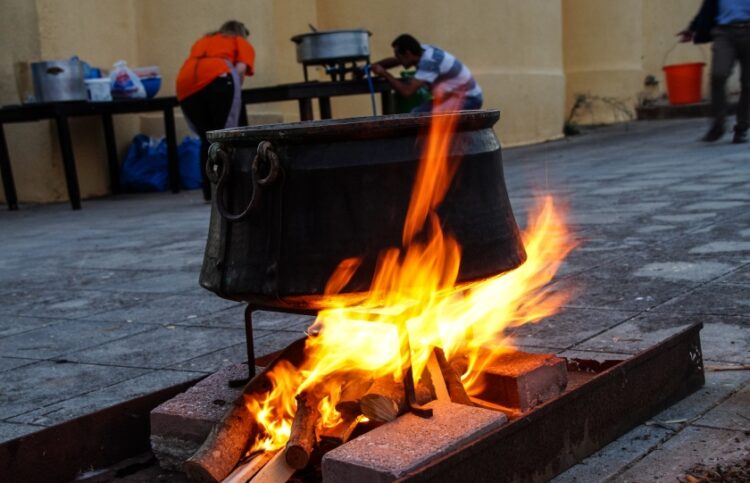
xmin=371 ymin=34 xmax=483 ymax=112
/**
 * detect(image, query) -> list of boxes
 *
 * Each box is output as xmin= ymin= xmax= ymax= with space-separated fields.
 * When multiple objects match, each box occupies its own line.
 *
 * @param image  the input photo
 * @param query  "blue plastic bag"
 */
xmin=120 ymin=134 xmax=168 ymax=192
xmin=178 ymin=136 xmax=203 ymax=190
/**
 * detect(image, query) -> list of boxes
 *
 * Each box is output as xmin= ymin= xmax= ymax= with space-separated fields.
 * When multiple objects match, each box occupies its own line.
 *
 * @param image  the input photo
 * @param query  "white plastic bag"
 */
xmin=110 ymin=60 xmax=146 ymax=99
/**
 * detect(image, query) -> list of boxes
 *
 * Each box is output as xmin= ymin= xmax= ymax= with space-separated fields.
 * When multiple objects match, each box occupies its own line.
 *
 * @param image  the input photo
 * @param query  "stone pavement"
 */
xmin=0 ymin=117 xmax=748 ymax=481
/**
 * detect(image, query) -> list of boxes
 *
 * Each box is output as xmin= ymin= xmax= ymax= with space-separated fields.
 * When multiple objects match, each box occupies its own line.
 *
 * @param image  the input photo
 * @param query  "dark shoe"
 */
xmin=702 ymin=123 xmax=725 ymax=142
xmin=732 ymin=128 xmax=748 ymax=144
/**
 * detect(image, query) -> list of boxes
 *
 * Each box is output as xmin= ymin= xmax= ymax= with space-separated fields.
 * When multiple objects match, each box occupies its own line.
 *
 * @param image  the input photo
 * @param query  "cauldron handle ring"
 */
xmin=208 ymin=141 xmax=280 ymax=222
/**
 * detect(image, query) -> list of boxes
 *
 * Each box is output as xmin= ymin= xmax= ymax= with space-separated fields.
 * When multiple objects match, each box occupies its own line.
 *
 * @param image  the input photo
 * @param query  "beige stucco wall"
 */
xmin=315 ymin=0 xmax=566 ymax=147
xmin=0 ymin=0 xmax=316 ymax=205
xmin=563 ymin=0 xmax=715 ymax=125
xmin=0 ymin=0 xmax=723 ymax=205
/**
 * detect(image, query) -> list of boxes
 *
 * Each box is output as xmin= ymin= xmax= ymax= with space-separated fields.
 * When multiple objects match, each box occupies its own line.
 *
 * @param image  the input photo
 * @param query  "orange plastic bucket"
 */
xmin=663 ymin=62 xmax=705 ymax=105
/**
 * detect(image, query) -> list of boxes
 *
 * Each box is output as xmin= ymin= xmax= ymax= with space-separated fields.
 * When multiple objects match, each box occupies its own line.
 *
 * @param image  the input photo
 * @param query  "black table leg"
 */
xmin=0 ymin=124 xmax=18 ymax=210
xmin=381 ymin=90 xmax=395 ymax=115
xmin=54 ymin=115 xmax=81 ymax=210
xmin=163 ymin=107 xmax=180 ymax=194
xmin=101 ymin=113 xmax=120 ymax=194
xmin=318 ymin=96 xmax=332 ymax=119
xmin=298 ymin=98 xmax=314 ymax=121
xmin=244 ymin=305 xmax=256 ymax=380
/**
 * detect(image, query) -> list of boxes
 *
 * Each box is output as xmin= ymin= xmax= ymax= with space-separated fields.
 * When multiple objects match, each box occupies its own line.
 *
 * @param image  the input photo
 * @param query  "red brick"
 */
xmin=477 ymin=351 xmax=567 ymax=411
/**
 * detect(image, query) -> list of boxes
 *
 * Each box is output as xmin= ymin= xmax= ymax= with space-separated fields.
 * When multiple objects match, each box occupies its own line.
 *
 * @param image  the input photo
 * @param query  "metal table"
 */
xmin=0 ymin=79 xmax=393 ymax=211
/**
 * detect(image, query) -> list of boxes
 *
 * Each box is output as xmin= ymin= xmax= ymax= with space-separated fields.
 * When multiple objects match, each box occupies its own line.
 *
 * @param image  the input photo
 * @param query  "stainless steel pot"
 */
xmin=31 ymin=59 xmax=87 ymax=102
xmin=291 ymin=29 xmax=371 ymax=64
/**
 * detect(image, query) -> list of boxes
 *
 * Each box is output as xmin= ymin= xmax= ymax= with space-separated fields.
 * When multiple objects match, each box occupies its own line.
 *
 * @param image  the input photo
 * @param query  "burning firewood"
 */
xmin=245 ymin=450 xmax=295 ymax=483
xmin=318 ymin=412 xmax=360 ymax=446
xmin=285 ymin=391 xmax=320 ymax=469
xmin=221 ymin=450 xmax=275 ymax=483
xmin=359 ymin=375 xmax=434 ymax=422
xmin=334 ymin=377 xmax=373 ymax=417
xmin=184 ymin=394 xmax=256 ymax=483
xmin=359 ymin=375 xmax=406 ymax=422
xmin=433 ymin=347 xmax=474 ymax=406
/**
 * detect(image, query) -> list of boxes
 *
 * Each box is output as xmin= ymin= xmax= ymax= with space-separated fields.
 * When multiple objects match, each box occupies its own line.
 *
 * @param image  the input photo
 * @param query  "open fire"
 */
xmin=187 ymin=107 xmax=576 ymax=482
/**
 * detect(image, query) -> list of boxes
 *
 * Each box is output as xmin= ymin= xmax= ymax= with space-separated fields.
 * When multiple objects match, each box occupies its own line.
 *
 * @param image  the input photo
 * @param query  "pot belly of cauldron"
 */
xmin=200 ymin=111 xmax=526 ymax=309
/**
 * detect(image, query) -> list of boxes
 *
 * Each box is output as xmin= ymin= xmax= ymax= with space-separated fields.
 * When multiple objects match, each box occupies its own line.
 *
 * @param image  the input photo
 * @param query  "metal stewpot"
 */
xmin=291 ymin=29 xmax=372 ymax=65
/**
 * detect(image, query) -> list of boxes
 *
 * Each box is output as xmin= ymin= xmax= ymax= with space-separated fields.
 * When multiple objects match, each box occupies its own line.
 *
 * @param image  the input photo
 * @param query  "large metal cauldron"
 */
xmin=200 ymin=110 xmax=526 ymax=310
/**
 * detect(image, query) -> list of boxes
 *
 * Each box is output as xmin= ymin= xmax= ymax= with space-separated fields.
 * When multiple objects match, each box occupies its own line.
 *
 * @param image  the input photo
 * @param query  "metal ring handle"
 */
xmin=209 ymin=141 xmax=279 ymax=222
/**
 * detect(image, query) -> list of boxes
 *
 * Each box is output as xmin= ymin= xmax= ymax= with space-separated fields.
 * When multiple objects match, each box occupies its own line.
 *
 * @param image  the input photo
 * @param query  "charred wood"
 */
xmin=285 ymin=391 xmax=320 ymax=470
xmin=184 ymin=394 xmax=256 ymax=483
xmin=433 ymin=347 xmax=474 ymax=406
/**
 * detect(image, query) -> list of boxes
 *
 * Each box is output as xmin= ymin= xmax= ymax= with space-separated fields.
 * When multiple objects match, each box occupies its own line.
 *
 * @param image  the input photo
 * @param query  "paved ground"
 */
xmin=1 ymin=117 xmax=748 ymax=481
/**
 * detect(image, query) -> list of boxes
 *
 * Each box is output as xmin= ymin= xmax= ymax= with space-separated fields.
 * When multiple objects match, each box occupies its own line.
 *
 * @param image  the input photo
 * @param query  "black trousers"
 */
xmin=180 ymin=76 xmax=247 ymax=200
xmin=711 ymin=25 xmax=750 ymax=131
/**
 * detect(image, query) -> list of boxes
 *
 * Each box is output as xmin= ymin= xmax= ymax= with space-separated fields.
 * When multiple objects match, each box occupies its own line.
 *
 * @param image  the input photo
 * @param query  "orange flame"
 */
xmin=244 ymin=108 xmax=576 ymax=453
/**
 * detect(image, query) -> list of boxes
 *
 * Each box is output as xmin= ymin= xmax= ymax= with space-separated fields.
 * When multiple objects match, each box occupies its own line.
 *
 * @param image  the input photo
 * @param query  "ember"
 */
xmin=187 ymin=107 xmax=576 ymax=482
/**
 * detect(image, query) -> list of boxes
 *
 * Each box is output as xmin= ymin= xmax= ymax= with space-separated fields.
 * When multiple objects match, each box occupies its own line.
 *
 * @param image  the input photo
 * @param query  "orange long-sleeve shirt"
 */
xmin=176 ymin=33 xmax=255 ymax=101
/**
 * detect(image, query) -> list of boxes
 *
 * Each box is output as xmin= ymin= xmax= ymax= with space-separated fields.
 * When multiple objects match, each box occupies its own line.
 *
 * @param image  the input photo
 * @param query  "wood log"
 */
xmin=359 ymin=376 xmax=405 ymax=422
xmin=433 ymin=347 xmax=474 ymax=406
xmin=185 ymin=337 xmax=308 ymax=483
xmin=184 ymin=394 xmax=256 ymax=483
xmin=249 ymin=450 xmax=295 ymax=483
xmin=425 ymin=350 xmax=450 ymax=402
xmin=318 ymin=412 xmax=360 ymax=446
xmin=222 ymin=451 xmax=275 ymax=483
xmin=285 ymin=391 xmax=320 ymax=470
xmin=334 ymin=377 xmax=373 ymax=417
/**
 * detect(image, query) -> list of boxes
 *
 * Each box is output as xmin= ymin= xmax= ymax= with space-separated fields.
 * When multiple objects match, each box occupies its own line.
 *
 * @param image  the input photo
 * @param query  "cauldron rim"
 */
xmin=207 ymin=109 xmax=500 ymax=144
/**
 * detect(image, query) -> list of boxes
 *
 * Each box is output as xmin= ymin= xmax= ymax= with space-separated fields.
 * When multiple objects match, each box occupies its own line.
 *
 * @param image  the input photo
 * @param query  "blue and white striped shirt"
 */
xmin=414 ymin=44 xmax=482 ymax=102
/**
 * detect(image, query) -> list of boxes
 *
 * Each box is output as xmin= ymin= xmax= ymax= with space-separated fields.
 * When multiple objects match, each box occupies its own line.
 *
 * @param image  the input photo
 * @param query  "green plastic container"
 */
xmin=394 ymin=70 xmax=432 ymax=113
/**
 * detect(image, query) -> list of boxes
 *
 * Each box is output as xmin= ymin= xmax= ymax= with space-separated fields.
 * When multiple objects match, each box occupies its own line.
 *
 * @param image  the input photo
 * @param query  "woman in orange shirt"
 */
xmin=176 ymin=20 xmax=255 ymax=200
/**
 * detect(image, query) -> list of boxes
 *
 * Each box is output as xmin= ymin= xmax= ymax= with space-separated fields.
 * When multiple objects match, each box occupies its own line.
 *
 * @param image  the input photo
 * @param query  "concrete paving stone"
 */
xmin=0 ymin=357 xmax=36 ymax=373
xmin=0 ymin=361 xmax=147 ymax=420
xmin=505 ymin=307 xmax=637 ymax=349
xmin=0 ymin=266 xmax=148 ymax=292
xmin=652 ymin=212 xmax=718 ymax=223
xmin=252 ymin=311 xmax=316 ymax=332
xmin=694 ymin=382 xmax=750 ymax=432
xmin=169 ymin=343 xmax=248 ymax=373
xmin=632 ymin=260 xmax=736 ymax=282
xmin=612 ymin=426 xmax=750 ymax=482
xmin=0 ymin=319 xmax=155 ymax=359
xmin=713 ymin=191 xmax=750 ymax=201
xmin=0 ymin=314 xmax=56 ymax=338
xmin=252 ymin=329 xmax=308 ymax=357
xmin=549 ymin=270 xmax=698 ymax=311
xmin=656 ymin=369 xmax=750 ymax=423
xmin=574 ymin=312 xmax=750 ymax=364
xmin=0 ymin=289 xmax=67 ymax=316
xmin=16 ymin=290 xmax=155 ymax=320
xmin=8 ymin=369 xmax=201 ymax=427
xmin=718 ymin=263 xmax=750 ymax=284
xmin=93 ymin=270 xmax=203 ymax=295
xmin=64 ymin=325 xmax=246 ymax=369
xmin=653 ymin=283 xmax=750 ymax=317
xmin=322 ymin=400 xmax=508 ymax=483
xmin=684 ymin=201 xmax=748 ymax=211
xmin=690 ymin=240 xmax=750 ymax=254
xmin=0 ymin=422 xmax=44 ymax=443
xmin=83 ymin=293 xmax=242 ymax=324
xmin=552 ymin=424 xmax=673 ymax=483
